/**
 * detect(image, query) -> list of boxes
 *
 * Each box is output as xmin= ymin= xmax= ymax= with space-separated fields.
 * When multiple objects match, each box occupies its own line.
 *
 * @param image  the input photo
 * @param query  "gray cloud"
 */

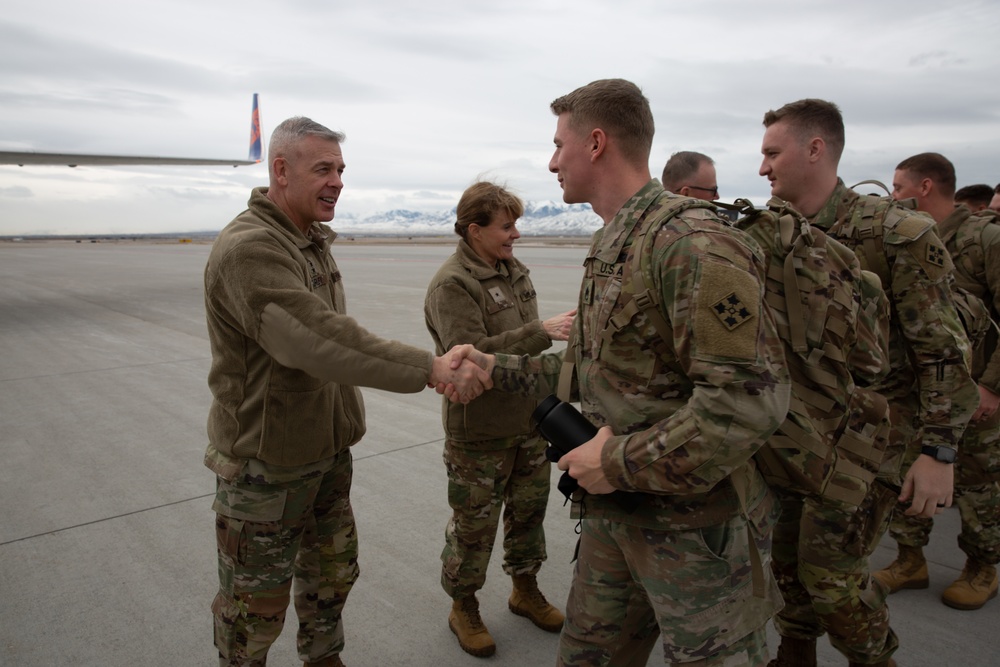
xmin=1 ymin=0 xmax=999 ymax=235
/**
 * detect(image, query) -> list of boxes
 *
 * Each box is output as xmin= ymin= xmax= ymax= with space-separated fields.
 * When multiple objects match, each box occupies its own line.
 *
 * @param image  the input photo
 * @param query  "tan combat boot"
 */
xmin=941 ymin=559 xmax=998 ymax=610
xmin=303 ymin=655 xmax=345 ymax=667
xmin=873 ymin=544 xmax=929 ymax=593
xmin=766 ymin=636 xmax=816 ymax=667
xmin=509 ymin=574 xmax=565 ymax=632
xmin=449 ymin=595 xmax=496 ymax=657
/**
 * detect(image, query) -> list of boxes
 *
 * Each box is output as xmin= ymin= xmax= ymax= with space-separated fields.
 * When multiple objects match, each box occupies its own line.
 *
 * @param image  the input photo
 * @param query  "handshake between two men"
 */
xmin=428 ymin=346 xmax=617 ymax=497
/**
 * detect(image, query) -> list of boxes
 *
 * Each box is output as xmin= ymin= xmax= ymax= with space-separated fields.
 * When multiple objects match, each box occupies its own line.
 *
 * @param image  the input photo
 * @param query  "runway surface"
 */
xmin=0 ymin=239 xmax=993 ymax=666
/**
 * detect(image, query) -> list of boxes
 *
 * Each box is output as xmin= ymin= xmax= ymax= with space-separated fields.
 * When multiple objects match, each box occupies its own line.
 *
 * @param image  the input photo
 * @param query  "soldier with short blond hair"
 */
xmin=758 ymin=99 xmax=978 ymax=667
xmin=454 ymin=78 xmax=791 ymax=667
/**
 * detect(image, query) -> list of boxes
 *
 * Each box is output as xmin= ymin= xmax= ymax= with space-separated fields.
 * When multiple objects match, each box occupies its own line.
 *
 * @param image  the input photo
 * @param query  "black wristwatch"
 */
xmin=921 ymin=445 xmax=957 ymax=464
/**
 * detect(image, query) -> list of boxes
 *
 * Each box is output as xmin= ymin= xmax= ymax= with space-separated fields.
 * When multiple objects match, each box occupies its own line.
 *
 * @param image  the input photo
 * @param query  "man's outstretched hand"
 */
xmin=429 ymin=344 xmax=494 ymax=404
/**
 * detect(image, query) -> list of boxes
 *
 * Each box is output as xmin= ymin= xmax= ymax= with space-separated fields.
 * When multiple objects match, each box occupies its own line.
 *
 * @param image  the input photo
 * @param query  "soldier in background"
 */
xmin=454 ymin=78 xmax=790 ymax=667
xmin=661 ymin=150 xmax=719 ymax=200
xmin=955 ymin=183 xmax=995 ymax=213
xmin=877 ymin=152 xmax=1000 ymax=611
xmin=991 ymin=184 xmax=1000 ymax=213
xmin=757 ymin=99 xmax=978 ymax=667
xmin=424 ymin=181 xmax=575 ymax=657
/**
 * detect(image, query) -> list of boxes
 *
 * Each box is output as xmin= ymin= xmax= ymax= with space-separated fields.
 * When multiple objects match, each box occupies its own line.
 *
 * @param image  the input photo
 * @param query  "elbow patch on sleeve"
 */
xmin=694 ymin=259 xmax=760 ymax=361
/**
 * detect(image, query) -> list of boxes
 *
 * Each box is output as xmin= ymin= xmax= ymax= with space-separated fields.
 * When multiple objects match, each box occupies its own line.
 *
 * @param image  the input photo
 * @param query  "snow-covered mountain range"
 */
xmin=333 ymin=200 xmax=602 ymax=236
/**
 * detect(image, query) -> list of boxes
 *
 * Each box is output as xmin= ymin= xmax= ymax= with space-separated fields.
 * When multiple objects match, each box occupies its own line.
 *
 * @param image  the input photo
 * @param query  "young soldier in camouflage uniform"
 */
xmin=424 ymin=181 xmax=575 ymax=657
xmin=758 ymin=99 xmax=979 ymax=667
xmin=452 ymin=78 xmax=791 ymax=667
xmin=955 ymin=183 xmax=996 ymax=213
xmin=732 ymin=197 xmax=897 ymax=667
xmin=878 ymin=152 xmax=1000 ymax=610
xmin=204 ymin=117 xmax=490 ymax=667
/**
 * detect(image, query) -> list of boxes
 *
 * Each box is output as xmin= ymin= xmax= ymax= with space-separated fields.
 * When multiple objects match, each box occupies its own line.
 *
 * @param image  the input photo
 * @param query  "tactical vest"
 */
xmin=842 ymin=194 xmax=993 ymax=350
xmin=938 ymin=209 xmax=1000 ymax=306
xmin=592 ymin=196 xmax=891 ymax=507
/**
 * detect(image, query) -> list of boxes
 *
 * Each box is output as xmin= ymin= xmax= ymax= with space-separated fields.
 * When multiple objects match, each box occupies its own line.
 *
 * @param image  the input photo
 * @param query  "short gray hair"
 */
xmin=268 ymin=116 xmax=345 ymax=178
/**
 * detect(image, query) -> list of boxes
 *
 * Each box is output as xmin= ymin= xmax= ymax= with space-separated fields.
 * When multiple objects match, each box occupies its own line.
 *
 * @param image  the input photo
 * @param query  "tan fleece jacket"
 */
xmin=424 ymin=240 xmax=552 ymax=444
xmin=204 ymin=187 xmax=433 ymax=469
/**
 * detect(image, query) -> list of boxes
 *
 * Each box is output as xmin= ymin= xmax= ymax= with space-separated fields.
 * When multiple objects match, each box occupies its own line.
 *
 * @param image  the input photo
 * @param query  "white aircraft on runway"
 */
xmin=0 ymin=93 xmax=263 ymax=168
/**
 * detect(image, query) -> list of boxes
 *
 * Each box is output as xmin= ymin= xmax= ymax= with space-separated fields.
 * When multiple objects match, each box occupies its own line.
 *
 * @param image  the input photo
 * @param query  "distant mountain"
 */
xmin=334 ymin=200 xmax=602 ymax=236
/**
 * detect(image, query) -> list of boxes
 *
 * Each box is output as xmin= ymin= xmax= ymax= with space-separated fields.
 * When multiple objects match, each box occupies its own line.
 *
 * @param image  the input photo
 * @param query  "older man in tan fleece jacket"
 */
xmin=204 ymin=116 xmax=488 ymax=667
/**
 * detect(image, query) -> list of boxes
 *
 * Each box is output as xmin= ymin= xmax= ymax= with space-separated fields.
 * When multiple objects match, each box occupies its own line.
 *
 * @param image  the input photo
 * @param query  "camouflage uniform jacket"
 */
xmin=424 ymin=239 xmax=552 ymax=443
xmin=809 ymin=180 xmax=977 ymax=451
xmin=493 ymin=180 xmax=790 ymax=529
xmin=937 ymin=206 xmax=1000 ymax=390
xmin=204 ymin=187 xmax=433 ymax=477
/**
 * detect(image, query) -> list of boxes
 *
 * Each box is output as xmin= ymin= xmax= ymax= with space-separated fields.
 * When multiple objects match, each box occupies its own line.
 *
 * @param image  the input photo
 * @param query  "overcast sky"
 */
xmin=2 ymin=0 xmax=999 ymax=235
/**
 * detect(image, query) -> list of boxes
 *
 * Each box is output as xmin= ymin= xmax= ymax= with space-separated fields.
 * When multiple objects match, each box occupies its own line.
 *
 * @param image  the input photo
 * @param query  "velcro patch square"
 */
xmin=926 ymin=243 xmax=946 ymax=268
xmin=712 ymin=293 xmax=753 ymax=330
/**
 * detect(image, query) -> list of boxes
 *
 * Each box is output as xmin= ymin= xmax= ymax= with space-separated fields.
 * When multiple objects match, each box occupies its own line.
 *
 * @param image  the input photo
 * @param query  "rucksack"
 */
xmin=937 ymin=208 xmax=1000 ymax=309
xmin=840 ymin=193 xmax=993 ymax=351
xmin=612 ymin=195 xmax=892 ymax=507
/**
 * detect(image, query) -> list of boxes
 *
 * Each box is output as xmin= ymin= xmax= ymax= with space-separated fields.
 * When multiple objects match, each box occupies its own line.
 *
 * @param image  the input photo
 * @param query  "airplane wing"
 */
xmin=0 ymin=93 xmax=263 ymax=168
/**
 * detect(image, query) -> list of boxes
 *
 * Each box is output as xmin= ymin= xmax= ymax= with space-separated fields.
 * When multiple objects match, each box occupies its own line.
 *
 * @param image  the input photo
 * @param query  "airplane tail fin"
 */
xmin=248 ymin=93 xmax=263 ymax=163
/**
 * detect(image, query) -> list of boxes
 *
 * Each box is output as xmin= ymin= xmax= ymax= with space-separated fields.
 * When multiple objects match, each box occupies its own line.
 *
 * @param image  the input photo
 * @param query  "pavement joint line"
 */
xmin=0 ymin=356 xmax=211 ymax=382
xmin=0 ymin=493 xmax=214 ymax=547
xmin=353 ymin=436 xmax=444 ymax=461
xmin=0 ymin=437 xmax=447 ymax=548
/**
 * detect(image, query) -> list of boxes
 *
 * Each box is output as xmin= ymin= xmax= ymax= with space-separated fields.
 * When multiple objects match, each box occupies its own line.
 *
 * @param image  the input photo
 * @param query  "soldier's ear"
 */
xmin=919 ymin=178 xmax=934 ymax=197
xmin=807 ymin=137 xmax=825 ymax=162
xmin=589 ymin=128 xmax=607 ymax=162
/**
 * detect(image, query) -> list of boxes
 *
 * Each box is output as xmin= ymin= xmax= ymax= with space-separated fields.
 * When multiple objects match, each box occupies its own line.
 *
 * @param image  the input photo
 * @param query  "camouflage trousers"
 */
xmin=558 ymin=511 xmax=781 ymax=667
xmin=211 ymin=451 xmax=359 ymax=666
xmin=887 ymin=408 xmax=1000 ymax=563
xmin=441 ymin=434 xmax=551 ymax=599
xmin=770 ymin=486 xmax=899 ymax=664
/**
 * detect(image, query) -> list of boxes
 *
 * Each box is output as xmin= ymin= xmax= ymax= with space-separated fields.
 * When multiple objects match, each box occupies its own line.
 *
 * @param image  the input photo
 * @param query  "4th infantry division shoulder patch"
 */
xmin=712 ymin=293 xmax=753 ymax=330
xmin=926 ymin=243 xmax=946 ymax=268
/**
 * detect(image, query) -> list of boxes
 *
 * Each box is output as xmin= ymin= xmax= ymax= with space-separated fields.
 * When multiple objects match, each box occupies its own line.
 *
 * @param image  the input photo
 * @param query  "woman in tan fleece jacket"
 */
xmin=424 ymin=181 xmax=575 ymax=657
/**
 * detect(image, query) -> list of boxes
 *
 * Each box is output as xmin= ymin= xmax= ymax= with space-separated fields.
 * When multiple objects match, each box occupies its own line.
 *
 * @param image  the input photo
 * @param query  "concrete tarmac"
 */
xmin=0 ymin=239 xmax=995 ymax=666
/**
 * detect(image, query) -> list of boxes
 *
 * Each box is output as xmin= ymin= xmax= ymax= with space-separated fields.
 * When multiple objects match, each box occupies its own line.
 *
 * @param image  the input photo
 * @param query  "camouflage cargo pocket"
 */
xmin=211 ymin=591 xmax=239 ymax=658
xmin=840 ymin=481 xmax=896 ymax=558
xmin=213 ymin=479 xmax=288 ymax=567
xmin=444 ymin=448 xmax=498 ymax=514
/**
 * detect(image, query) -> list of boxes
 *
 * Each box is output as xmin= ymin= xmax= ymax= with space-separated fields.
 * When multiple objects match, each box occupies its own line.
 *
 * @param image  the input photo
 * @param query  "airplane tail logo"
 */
xmin=248 ymin=93 xmax=263 ymax=163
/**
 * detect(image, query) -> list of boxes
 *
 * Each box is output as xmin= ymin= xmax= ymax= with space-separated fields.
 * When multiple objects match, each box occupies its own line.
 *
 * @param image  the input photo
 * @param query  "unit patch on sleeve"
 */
xmin=926 ymin=243 xmax=946 ymax=269
xmin=712 ymin=293 xmax=753 ymax=330
xmin=694 ymin=259 xmax=761 ymax=361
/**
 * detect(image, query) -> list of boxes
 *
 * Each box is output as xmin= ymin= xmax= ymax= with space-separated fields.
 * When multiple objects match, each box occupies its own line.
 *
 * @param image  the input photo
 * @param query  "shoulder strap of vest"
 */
xmin=611 ymin=197 xmax=717 ymax=348
xmin=850 ymin=195 xmax=894 ymax=295
xmin=558 ymin=195 xmax=714 ymax=400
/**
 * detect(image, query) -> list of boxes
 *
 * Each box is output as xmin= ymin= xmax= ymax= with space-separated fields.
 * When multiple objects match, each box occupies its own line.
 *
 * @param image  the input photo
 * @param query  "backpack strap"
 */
xmin=779 ymin=212 xmax=810 ymax=353
xmin=728 ymin=464 xmax=768 ymax=600
xmin=851 ymin=195 xmax=893 ymax=295
xmin=849 ymin=179 xmax=891 ymax=196
xmin=598 ymin=197 xmax=716 ymax=353
xmin=556 ymin=335 xmax=576 ymax=403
